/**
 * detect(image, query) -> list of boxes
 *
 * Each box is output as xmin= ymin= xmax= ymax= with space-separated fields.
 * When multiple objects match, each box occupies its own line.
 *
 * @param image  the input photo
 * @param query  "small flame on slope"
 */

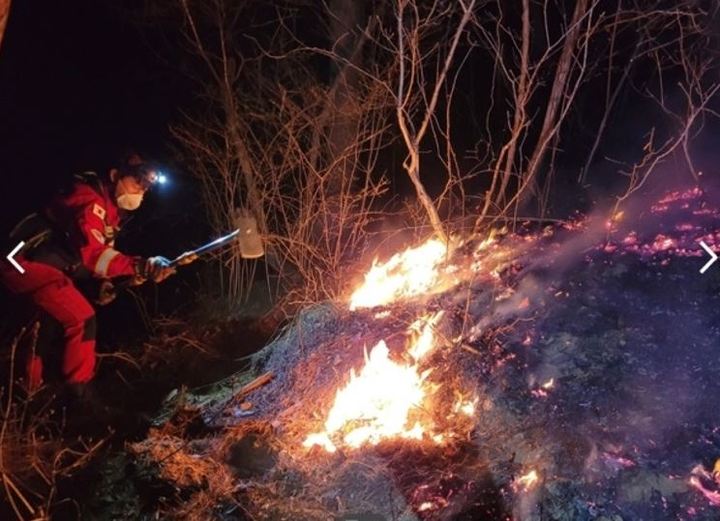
xmin=304 ymin=311 xmax=453 ymax=452
xmin=514 ymin=470 xmax=540 ymax=491
xmin=407 ymin=311 xmax=445 ymax=361
xmin=453 ymin=396 xmax=478 ymax=416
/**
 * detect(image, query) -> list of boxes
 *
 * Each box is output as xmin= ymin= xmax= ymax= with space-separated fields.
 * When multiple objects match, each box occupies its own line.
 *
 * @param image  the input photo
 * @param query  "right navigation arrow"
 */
xmin=700 ymin=240 xmax=718 ymax=274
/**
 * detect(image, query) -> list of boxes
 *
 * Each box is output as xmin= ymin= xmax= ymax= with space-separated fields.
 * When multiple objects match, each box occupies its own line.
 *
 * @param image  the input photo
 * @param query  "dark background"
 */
xmin=0 ymin=0 xmax=194 ymax=240
xmin=2 ymin=1 xmax=720 ymax=265
xmin=0 ymin=0 xmax=211 ymax=329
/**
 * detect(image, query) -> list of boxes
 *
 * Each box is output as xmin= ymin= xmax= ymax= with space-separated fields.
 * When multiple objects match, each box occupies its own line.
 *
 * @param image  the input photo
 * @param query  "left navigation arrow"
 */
xmin=6 ymin=241 xmax=25 ymax=274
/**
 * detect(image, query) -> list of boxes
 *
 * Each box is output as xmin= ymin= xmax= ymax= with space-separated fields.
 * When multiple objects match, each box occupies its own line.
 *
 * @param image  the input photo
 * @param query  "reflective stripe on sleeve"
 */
xmin=95 ymin=248 xmax=121 ymax=277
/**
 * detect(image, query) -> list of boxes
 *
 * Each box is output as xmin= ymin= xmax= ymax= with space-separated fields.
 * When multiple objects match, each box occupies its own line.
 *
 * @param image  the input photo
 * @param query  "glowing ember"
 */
xmin=689 ymin=477 xmax=720 ymax=506
xmin=515 ymin=469 xmax=540 ymax=491
xmin=418 ymin=502 xmax=435 ymax=512
xmin=349 ymin=237 xmax=448 ymax=310
xmin=690 ymin=464 xmax=720 ymax=506
xmin=531 ymin=379 xmax=555 ymax=398
xmin=303 ymin=340 xmax=432 ymax=452
xmin=453 ymin=396 xmax=478 ymax=416
xmin=601 ymin=451 xmax=636 ymax=470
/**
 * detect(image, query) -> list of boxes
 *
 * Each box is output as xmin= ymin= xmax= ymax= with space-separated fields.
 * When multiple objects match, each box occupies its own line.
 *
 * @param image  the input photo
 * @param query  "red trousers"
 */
xmin=1 ymin=258 xmax=96 ymax=387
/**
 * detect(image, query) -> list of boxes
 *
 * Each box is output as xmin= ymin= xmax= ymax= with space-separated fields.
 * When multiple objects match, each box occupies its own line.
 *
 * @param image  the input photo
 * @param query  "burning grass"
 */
xmin=126 ymin=187 xmax=720 ymax=520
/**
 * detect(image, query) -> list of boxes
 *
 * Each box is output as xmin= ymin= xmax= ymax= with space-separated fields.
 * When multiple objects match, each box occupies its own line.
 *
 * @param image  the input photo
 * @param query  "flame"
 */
xmin=515 ymin=469 xmax=539 ymax=491
xmin=349 ymin=238 xmax=448 ymax=310
xmin=407 ymin=311 xmax=445 ymax=361
xmin=304 ymin=312 xmax=452 ymax=452
xmin=475 ymin=228 xmax=500 ymax=251
xmin=303 ymin=340 xmax=433 ymax=452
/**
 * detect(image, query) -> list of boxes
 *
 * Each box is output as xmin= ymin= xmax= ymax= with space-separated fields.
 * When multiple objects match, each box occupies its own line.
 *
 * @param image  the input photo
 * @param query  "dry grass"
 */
xmin=0 ymin=326 xmax=108 ymax=520
xmin=126 ymin=232 xmax=519 ymax=519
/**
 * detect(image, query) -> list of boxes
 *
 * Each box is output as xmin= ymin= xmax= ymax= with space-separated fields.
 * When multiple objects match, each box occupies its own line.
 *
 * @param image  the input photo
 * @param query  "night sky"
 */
xmin=0 ymin=0 xmax=188 ymax=234
xmin=3 ymin=1 xmax=720 ymax=237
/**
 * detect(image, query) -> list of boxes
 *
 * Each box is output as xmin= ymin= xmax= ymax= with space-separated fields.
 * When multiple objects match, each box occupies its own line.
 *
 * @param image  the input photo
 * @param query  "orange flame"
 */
xmin=407 ymin=311 xmax=445 ymax=361
xmin=304 ymin=312 xmax=448 ymax=453
xmin=303 ymin=340 xmax=431 ymax=452
xmin=349 ymin=238 xmax=448 ymax=310
xmin=454 ymin=398 xmax=477 ymax=416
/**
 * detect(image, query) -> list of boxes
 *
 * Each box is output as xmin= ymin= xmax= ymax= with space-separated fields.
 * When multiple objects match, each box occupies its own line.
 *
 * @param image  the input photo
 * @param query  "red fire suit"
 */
xmin=1 ymin=173 xmax=139 ymax=387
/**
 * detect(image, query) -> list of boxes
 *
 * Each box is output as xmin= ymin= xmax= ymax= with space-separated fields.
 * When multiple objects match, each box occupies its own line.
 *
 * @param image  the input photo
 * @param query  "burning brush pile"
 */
xmin=124 ymin=187 xmax=720 ymax=521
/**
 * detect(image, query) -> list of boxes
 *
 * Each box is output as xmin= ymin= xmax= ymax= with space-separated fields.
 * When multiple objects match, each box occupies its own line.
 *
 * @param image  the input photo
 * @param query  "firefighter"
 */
xmin=0 ymin=154 xmax=174 ymax=395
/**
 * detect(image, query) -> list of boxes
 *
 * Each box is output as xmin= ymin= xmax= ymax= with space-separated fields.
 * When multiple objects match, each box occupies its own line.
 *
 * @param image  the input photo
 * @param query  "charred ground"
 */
xmin=90 ymin=188 xmax=720 ymax=521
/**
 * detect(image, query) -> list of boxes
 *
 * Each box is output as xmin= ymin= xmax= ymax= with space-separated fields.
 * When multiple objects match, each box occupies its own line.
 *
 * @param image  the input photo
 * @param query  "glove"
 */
xmin=143 ymin=256 xmax=175 ymax=283
xmin=96 ymin=280 xmax=117 ymax=306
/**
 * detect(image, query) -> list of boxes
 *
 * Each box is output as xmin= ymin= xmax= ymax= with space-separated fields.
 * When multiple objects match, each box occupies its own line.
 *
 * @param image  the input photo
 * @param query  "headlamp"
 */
xmin=118 ymin=154 xmax=169 ymax=190
xmin=138 ymin=166 xmax=169 ymax=189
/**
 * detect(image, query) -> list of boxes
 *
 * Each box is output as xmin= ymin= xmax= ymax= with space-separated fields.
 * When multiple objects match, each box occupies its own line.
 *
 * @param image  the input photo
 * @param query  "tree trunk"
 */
xmin=326 ymin=0 xmax=364 ymax=195
xmin=481 ymin=0 xmax=531 ymax=219
xmin=402 ymin=142 xmax=448 ymax=244
xmin=520 ymin=0 xmax=588 ymax=205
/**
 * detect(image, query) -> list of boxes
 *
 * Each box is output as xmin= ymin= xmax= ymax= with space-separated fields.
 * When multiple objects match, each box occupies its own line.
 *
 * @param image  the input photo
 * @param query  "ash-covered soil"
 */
xmin=103 ymin=188 xmax=720 ymax=521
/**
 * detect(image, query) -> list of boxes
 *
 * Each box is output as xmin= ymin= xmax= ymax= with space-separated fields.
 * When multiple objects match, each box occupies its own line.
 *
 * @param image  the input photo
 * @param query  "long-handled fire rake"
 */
xmin=101 ymin=227 xmax=262 ymax=303
xmin=169 ymin=228 xmax=241 ymax=267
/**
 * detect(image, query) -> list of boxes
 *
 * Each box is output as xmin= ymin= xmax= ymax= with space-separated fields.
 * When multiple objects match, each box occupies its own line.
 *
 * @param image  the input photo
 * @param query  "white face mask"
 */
xmin=115 ymin=177 xmax=145 ymax=210
xmin=117 ymin=192 xmax=144 ymax=210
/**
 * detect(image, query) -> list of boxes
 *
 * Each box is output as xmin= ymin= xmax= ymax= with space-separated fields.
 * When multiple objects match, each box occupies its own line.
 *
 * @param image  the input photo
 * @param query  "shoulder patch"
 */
xmin=90 ymin=228 xmax=106 ymax=245
xmin=92 ymin=203 xmax=106 ymax=220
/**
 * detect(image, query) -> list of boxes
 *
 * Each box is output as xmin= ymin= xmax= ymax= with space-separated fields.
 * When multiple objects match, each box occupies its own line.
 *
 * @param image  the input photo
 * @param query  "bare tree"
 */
xmin=392 ymin=0 xmax=477 ymax=244
xmin=612 ymin=5 xmax=720 ymax=214
xmin=475 ymin=0 xmax=601 ymax=223
xmin=168 ymin=0 xmax=393 ymax=306
xmin=142 ymin=0 xmax=718 ymax=307
xmin=471 ymin=0 xmax=718 ymax=227
xmin=292 ymin=1 xmax=480 ymax=244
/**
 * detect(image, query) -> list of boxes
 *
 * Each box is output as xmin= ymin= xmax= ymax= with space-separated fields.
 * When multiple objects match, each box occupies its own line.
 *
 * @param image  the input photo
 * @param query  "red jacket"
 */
xmin=13 ymin=172 xmax=138 ymax=279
